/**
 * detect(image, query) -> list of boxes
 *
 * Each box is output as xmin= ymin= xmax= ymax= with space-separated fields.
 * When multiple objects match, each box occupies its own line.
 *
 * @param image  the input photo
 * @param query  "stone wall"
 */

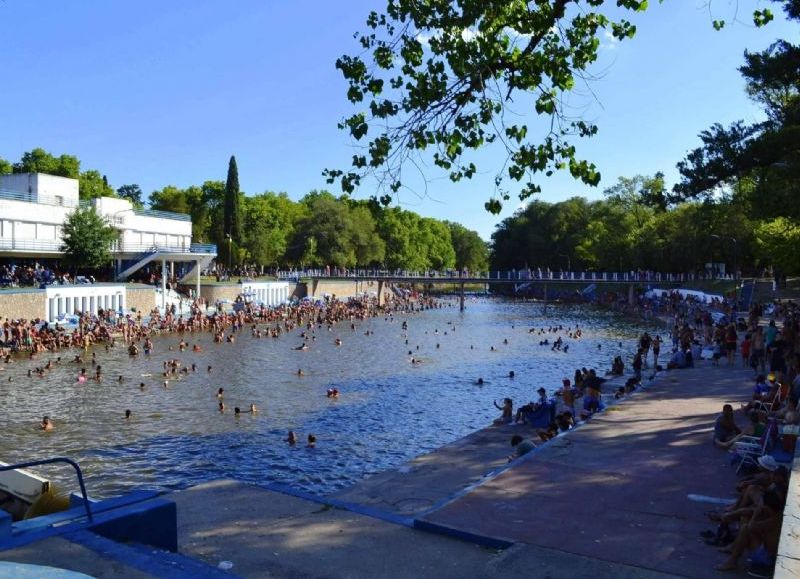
xmin=310 ymin=280 xmax=378 ymax=300
xmin=0 ymin=290 xmax=45 ymax=321
xmin=200 ymin=282 xmax=306 ymax=305
xmin=127 ymin=286 xmax=156 ymax=314
xmin=199 ymin=284 xmax=241 ymax=305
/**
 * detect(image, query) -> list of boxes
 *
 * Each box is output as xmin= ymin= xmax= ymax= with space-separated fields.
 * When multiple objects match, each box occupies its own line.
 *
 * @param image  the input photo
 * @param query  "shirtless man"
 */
xmin=716 ymin=490 xmax=783 ymax=572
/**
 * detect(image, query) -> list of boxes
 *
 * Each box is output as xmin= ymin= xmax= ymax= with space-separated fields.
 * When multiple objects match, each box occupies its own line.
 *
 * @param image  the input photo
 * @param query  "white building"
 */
xmin=0 ymin=173 xmax=215 ymax=294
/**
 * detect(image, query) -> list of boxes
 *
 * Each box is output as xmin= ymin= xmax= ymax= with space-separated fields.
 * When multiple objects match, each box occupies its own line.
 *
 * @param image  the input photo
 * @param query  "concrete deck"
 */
xmin=418 ymin=362 xmax=756 ymax=577
xmin=331 ymin=422 xmax=520 ymax=517
xmin=170 ymin=479 xmax=673 ymax=578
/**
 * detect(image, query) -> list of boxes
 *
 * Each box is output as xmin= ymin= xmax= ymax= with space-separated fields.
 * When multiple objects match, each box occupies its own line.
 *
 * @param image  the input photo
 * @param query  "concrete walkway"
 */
xmin=419 ymin=361 xmax=756 ymax=578
xmin=170 ymin=479 xmax=673 ymax=579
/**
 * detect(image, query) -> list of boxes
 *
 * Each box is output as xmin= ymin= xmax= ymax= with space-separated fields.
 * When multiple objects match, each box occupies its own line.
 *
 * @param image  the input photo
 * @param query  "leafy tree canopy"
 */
xmin=326 ymin=0 xmax=783 ymax=214
xmin=673 ymin=3 xmax=799 ymax=217
xmin=117 ymin=184 xmax=144 ymax=207
xmin=78 ymin=170 xmax=116 ymax=200
xmin=13 ymin=148 xmax=80 ymax=178
xmin=60 ymin=206 xmax=119 ymax=270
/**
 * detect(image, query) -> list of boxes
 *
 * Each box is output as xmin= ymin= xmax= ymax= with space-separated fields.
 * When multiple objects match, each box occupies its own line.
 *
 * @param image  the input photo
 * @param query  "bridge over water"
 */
xmin=277 ymin=270 xmax=726 ymax=311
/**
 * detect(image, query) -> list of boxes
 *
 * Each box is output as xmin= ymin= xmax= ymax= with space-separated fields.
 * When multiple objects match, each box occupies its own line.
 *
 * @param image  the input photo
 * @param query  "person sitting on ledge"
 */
xmin=508 ymin=434 xmax=536 ymax=461
xmin=713 ymin=404 xmax=742 ymax=449
xmin=493 ymin=398 xmax=513 ymax=425
xmin=715 ymin=489 xmax=784 ymax=572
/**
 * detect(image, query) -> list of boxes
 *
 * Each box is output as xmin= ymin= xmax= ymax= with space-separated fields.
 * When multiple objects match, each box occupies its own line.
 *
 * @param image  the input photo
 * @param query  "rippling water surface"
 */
xmin=0 ymin=299 xmax=662 ymax=497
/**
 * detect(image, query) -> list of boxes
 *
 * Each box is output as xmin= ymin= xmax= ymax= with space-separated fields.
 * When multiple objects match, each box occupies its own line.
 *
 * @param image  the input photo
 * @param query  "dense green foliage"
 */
xmin=60 ymin=206 xmax=119 ymax=270
xmin=116 ymin=184 xmax=144 ymax=207
xmin=224 ymin=156 xmax=243 ymax=243
xmin=490 ymin=0 xmax=800 ymax=275
xmin=0 ymin=148 xmax=115 ymax=200
xmin=326 ymin=0 xmax=782 ymax=213
xmin=491 ymin=183 xmax=754 ymax=273
xmin=148 ymin=181 xmax=484 ymax=270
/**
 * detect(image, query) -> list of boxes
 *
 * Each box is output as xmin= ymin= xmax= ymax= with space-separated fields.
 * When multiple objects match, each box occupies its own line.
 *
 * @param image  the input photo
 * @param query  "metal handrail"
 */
xmin=132 ymin=208 xmax=191 ymax=221
xmin=0 ymin=188 xmax=80 ymax=208
xmin=0 ymin=457 xmax=93 ymax=522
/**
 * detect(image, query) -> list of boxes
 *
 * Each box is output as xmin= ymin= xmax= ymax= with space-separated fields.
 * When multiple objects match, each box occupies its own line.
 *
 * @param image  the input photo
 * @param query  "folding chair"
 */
xmin=732 ymin=420 xmax=774 ymax=474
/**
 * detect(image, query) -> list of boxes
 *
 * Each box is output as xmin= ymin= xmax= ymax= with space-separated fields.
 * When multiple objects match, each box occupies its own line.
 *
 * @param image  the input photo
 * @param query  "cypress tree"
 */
xmin=224 ymin=155 xmax=242 ymax=243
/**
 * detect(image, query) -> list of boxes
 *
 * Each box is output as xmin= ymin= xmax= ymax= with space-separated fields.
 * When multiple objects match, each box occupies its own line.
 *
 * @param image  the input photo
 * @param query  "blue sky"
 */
xmin=0 ymin=1 xmax=795 ymax=240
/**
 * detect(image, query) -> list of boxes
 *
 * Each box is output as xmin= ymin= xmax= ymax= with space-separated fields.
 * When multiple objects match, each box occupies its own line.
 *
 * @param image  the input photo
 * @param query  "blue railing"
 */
xmin=189 ymin=243 xmax=217 ymax=254
xmin=276 ymin=269 xmax=740 ymax=283
xmin=133 ymin=208 xmax=191 ymax=222
xmin=0 ymin=457 xmax=93 ymax=522
xmin=0 ymin=239 xmax=215 ymax=256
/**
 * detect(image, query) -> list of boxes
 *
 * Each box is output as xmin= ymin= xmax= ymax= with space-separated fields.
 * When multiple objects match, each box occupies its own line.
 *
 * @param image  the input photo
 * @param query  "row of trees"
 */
xmin=491 ymin=175 xmax=799 ymax=274
xmin=1 ymin=150 xmax=488 ymax=272
xmin=491 ymin=0 xmax=800 ymax=276
xmin=149 ymin=177 xmax=489 ymax=272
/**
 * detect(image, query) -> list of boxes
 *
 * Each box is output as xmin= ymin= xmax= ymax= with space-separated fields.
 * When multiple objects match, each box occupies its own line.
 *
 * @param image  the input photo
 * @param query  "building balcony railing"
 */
xmin=115 ymin=242 xmax=216 ymax=254
xmin=189 ymin=243 xmax=217 ymax=254
xmin=0 ymin=238 xmax=63 ymax=252
xmin=0 ymin=239 xmax=216 ymax=255
xmin=132 ymin=208 xmax=191 ymax=222
xmin=0 ymin=188 xmax=85 ymax=209
xmin=0 ymin=189 xmax=191 ymax=222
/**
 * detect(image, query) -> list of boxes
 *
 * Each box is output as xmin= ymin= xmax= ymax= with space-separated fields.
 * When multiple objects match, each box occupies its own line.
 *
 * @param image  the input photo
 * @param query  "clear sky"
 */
xmin=0 ymin=1 xmax=795 ymax=240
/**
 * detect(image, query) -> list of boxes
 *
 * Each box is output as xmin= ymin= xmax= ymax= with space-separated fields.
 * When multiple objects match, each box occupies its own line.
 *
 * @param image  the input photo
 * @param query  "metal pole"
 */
xmin=196 ymin=258 xmax=201 ymax=302
xmin=161 ymin=259 xmax=167 ymax=311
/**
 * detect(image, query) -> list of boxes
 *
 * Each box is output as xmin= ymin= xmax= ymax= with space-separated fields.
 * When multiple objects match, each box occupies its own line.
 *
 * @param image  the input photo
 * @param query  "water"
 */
xmin=0 ymin=299 xmax=662 ymax=498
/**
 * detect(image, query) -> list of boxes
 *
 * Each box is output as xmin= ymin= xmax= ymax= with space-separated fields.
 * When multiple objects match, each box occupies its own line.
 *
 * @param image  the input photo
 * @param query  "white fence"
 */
xmin=45 ymin=285 xmax=126 ymax=323
xmin=241 ymin=282 xmax=290 ymax=307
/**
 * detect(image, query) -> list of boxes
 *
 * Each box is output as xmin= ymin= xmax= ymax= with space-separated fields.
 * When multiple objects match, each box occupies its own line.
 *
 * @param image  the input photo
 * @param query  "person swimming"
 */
xmin=249 ymin=404 xmax=258 ymax=413
xmin=327 ymin=387 xmax=339 ymax=398
xmin=124 ymin=409 xmax=132 ymax=419
xmin=286 ymin=430 xmax=297 ymax=445
xmin=307 ymin=434 xmax=316 ymax=448
xmin=40 ymin=416 xmax=53 ymax=431
xmin=217 ymin=387 xmax=224 ymax=398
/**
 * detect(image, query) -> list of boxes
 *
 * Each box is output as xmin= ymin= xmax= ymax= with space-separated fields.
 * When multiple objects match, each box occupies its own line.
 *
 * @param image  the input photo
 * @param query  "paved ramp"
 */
xmin=419 ymin=364 xmax=755 ymax=578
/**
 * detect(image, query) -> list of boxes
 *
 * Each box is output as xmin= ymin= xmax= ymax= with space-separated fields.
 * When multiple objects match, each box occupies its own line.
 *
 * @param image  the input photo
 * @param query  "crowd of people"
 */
xmin=493 ymin=289 xmax=800 ymax=574
xmin=1 ymin=290 xmax=443 ymax=439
